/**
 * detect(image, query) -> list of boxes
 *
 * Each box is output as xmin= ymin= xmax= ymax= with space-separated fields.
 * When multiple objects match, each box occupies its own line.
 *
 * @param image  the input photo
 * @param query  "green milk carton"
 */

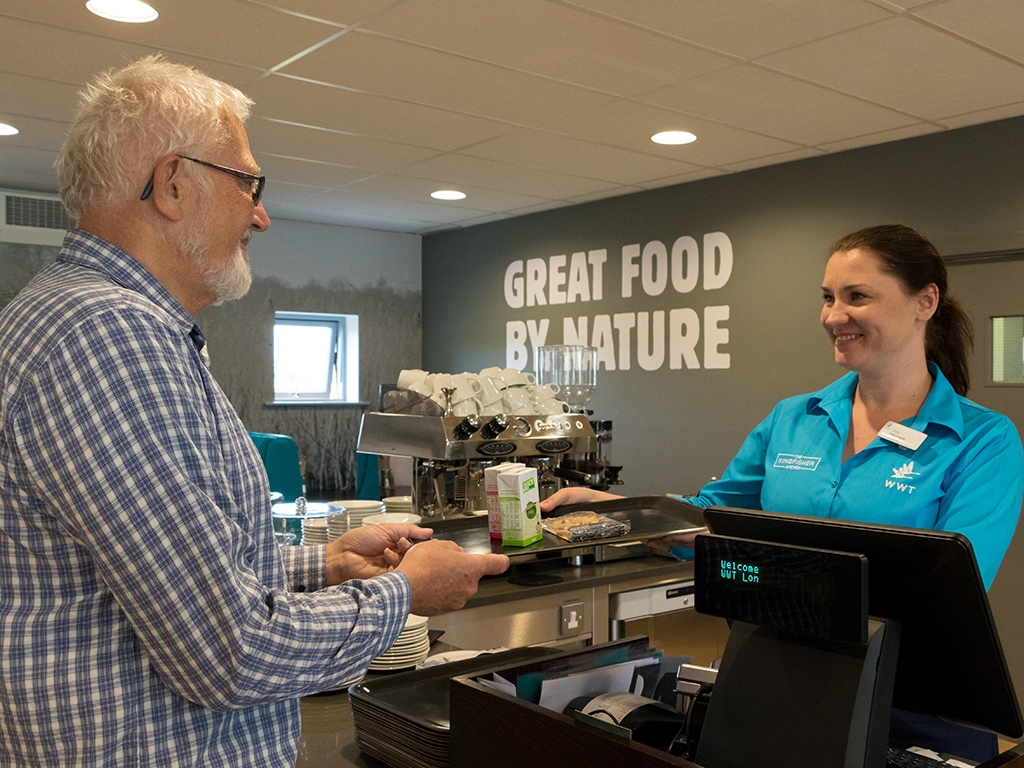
xmin=497 ymin=466 xmax=543 ymax=547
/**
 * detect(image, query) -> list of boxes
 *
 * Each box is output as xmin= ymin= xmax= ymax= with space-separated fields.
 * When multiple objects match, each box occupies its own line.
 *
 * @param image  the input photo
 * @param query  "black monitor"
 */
xmin=703 ymin=506 xmax=1023 ymax=738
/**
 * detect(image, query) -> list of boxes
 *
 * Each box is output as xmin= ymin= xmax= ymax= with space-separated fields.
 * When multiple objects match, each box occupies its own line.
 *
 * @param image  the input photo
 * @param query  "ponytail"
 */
xmin=926 ymin=294 xmax=973 ymax=396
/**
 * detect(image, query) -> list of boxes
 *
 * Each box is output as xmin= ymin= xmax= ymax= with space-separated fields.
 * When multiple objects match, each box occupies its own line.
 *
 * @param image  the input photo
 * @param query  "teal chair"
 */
xmin=248 ymin=432 xmax=305 ymax=502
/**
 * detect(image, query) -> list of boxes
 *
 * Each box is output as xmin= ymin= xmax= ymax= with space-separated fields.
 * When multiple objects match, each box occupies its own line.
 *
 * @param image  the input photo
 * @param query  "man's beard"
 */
xmin=178 ymin=214 xmax=253 ymax=306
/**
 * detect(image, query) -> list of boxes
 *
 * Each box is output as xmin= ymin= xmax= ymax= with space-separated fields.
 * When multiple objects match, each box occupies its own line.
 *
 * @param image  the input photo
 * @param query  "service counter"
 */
xmin=296 ymin=553 xmax=707 ymax=767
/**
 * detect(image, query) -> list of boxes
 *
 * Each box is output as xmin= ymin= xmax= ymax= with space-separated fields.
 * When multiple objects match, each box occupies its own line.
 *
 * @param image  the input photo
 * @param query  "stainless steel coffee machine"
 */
xmin=357 ymin=411 xmax=621 ymax=518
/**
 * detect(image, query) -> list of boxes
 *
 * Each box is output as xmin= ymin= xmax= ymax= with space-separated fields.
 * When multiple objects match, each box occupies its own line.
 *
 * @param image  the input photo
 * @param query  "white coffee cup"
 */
xmin=478 ymin=376 xmax=504 ymax=405
xmin=480 ymin=399 xmax=504 ymax=416
xmin=500 ymin=367 xmax=535 ymax=387
xmin=426 ymin=372 xmax=455 ymax=395
xmin=528 ymin=383 xmax=560 ymax=401
xmin=535 ymin=399 xmax=568 ymax=415
xmin=503 ymin=387 xmax=531 ymax=413
xmin=479 ymin=366 xmax=503 ymax=379
xmin=398 ymin=368 xmax=429 ymax=390
xmin=452 ymin=397 xmax=481 ymax=416
xmin=451 ymin=373 xmax=483 ymax=402
xmin=408 ymin=381 xmax=432 ymax=397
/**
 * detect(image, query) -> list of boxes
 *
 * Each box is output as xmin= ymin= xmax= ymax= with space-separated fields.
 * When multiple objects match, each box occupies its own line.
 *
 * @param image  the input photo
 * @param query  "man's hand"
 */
xmin=396 ymin=540 xmax=510 ymax=616
xmin=538 ymin=487 xmax=622 ymax=514
xmin=325 ymin=524 xmax=433 ymax=585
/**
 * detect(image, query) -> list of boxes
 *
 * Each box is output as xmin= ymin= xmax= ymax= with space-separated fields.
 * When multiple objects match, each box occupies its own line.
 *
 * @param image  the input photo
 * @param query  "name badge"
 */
xmin=877 ymin=421 xmax=927 ymax=450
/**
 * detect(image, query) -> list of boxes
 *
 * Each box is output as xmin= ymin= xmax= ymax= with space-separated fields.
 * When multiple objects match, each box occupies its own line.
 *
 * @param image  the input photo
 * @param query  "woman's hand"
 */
xmin=325 ymin=524 xmax=433 ymax=585
xmin=539 ymin=487 xmax=623 ymax=514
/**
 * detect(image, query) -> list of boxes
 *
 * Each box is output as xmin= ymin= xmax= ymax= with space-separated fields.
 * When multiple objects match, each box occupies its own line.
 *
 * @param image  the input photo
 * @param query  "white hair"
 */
xmin=57 ymin=55 xmax=254 ymax=217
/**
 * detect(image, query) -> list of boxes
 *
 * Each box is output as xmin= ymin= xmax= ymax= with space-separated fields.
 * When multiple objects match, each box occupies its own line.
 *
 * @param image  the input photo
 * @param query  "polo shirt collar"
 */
xmin=807 ymin=362 xmax=964 ymax=441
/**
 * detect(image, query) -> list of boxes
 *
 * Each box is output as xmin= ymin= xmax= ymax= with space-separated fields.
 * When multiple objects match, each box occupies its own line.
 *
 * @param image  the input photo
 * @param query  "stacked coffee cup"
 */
xmin=397 ymin=367 xmax=569 ymax=417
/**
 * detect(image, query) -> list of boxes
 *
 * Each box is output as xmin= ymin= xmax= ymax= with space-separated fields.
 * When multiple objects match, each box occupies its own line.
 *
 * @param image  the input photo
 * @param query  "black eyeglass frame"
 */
xmin=140 ymin=155 xmax=266 ymax=204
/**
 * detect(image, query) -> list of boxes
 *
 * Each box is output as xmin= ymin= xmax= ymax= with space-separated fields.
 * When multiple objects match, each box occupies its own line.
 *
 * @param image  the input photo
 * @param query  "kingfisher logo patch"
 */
xmin=773 ymin=454 xmax=821 ymax=471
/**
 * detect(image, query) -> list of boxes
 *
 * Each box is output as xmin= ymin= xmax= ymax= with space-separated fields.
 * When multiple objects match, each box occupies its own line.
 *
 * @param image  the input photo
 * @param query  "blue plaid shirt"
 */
xmin=0 ymin=230 xmax=410 ymax=767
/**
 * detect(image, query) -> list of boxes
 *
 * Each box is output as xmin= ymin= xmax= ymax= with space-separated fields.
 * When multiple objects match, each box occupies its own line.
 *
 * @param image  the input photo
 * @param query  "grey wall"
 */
xmin=422 ymin=115 xmax=1024 ymax=497
xmin=422 ymin=115 xmax=1024 ymax=729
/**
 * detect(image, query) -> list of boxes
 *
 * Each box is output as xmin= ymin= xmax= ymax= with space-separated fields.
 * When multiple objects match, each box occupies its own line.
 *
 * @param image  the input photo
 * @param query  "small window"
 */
xmin=992 ymin=316 xmax=1024 ymax=384
xmin=273 ymin=311 xmax=359 ymax=402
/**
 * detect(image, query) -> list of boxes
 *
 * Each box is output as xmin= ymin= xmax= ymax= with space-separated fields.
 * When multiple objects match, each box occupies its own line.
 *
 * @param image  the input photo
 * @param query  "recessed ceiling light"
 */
xmin=652 ymin=130 xmax=697 ymax=146
xmin=0 ymin=123 xmax=19 ymax=136
xmin=86 ymin=0 xmax=159 ymax=23
xmin=431 ymin=190 xmax=466 ymax=201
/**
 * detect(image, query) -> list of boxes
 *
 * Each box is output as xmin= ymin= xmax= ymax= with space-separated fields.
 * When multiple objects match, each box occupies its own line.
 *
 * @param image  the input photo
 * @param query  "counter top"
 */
xmin=463 ymin=553 xmax=695 ymax=610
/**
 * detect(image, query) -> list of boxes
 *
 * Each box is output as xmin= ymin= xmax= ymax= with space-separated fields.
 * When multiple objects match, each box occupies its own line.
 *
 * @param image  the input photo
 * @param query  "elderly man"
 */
xmin=0 ymin=56 xmax=508 ymax=767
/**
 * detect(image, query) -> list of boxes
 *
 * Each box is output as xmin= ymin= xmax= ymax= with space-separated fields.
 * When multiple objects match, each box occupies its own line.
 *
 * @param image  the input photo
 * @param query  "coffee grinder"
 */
xmin=534 ymin=345 xmax=622 ymax=492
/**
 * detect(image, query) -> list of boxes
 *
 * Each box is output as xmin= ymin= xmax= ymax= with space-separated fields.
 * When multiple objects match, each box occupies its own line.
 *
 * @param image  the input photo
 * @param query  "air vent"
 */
xmin=0 ymin=191 xmax=69 ymax=246
xmin=6 ymin=194 xmax=73 ymax=230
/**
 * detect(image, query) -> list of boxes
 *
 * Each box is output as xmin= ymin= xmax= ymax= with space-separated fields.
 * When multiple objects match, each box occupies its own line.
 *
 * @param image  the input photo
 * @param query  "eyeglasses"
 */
xmin=140 ymin=155 xmax=266 ymax=205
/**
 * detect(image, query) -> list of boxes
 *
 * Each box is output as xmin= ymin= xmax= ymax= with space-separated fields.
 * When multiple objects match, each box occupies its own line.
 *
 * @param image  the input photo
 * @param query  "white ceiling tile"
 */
xmin=459 ymin=129 xmax=705 ymax=185
xmin=245 ymin=117 xmax=443 ymax=170
xmin=2 ymin=0 xmax=340 ymax=71
xmin=363 ymin=0 xmax=736 ymax=95
xmin=256 ymin=154 xmax=375 ymax=189
xmin=938 ymin=102 xmax=1024 ymax=130
xmin=913 ymin=0 xmax=1024 ymax=63
xmin=637 ymin=63 xmax=922 ymax=146
xmin=238 ymin=0 xmax=404 ymax=26
xmin=538 ymin=100 xmax=803 ymax=168
xmin=338 ymin=174 xmax=555 ymax=212
xmin=757 ymin=16 xmax=1024 ymax=120
xmin=718 ymin=146 xmax=828 ymax=173
xmin=400 ymin=153 xmax=622 ymax=199
xmin=1 ymin=1 xmax=1023 ymax=233
xmin=560 ymin=0 xmax=893 ymax=59
xmin=814 ymin=123 xmax=943 ymax=153
xmin=244 ymin=74 xmax=519 ymax=151
xmin=278 ymin=30 xmax=616 ymax=125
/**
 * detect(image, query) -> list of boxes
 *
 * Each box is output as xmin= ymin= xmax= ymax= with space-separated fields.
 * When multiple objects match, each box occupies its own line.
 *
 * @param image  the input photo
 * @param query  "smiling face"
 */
xmin=820 ymin=247 xmax=938 ymax=379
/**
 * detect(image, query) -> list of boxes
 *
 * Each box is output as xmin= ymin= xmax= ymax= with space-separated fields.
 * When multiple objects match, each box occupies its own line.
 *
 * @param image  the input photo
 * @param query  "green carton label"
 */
xmin=522 ymin=477 xmax=536 ymax=493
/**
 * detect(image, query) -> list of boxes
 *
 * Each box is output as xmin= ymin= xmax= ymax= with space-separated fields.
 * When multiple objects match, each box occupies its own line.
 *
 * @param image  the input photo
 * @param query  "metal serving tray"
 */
xmin=425 ymin=495 xmax=706 ymax=562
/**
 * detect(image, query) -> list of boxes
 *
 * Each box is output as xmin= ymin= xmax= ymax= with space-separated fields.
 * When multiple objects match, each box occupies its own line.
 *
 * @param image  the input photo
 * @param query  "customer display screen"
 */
xmin=694 ymin=534 xmax=868 ymax=644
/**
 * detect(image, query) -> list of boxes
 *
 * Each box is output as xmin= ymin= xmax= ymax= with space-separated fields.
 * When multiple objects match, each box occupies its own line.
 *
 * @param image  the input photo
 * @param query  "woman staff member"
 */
xmin=544 ymin=224 xmax=1023 ymax=758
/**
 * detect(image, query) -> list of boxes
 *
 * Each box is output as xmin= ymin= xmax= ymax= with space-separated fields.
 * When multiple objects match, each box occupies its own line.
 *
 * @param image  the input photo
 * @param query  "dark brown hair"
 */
xmin=829 ymin=224 xmax=973 ymax=396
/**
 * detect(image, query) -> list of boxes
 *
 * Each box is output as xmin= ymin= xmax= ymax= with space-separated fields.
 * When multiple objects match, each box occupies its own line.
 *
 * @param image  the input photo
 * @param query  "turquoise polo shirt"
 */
xmin=677 ymin=364 xmax=1023 ymax=589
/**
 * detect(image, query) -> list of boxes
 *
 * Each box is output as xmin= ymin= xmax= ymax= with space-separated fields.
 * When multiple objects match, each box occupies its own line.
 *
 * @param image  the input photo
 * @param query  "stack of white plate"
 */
xmin=368 ymin=614 xmax=430 ymax=672
xmin=330 ymin=499 xmax=386 ymax=531
xmin=382 ymin=495 xmax=414 ymax=515
xmin=301 ymin=517 xmax=330 ymax=545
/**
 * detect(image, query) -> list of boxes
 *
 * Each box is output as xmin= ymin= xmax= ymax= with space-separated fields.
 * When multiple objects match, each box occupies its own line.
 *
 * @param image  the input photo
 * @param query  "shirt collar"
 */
xmin=57 ymin=229 xmax=197 ymax=339
xmin=808 ymin=362 xmax=965 ymax=440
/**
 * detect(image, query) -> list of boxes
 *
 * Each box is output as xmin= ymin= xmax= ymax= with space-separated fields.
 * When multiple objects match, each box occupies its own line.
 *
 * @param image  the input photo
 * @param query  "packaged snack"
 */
xmin=543 ymin=511 xmax=631 ymax=542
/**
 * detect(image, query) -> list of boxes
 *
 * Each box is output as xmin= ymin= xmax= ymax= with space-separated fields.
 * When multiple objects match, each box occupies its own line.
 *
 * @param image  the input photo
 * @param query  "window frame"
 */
xmin=272 ymin=311 xmax=360 ymax=404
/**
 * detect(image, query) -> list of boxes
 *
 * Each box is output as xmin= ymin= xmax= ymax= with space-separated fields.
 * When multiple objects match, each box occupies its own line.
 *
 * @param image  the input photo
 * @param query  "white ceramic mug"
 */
xmin=503 ymin=387 xmax=531 ymax=413
xmin=528 ymin=383 xmax=560 ymax=401
xmin=451 ymin=373 xmax=483 ymax=402
xmin=426 ymin=372 xmax=455 ymax=395
xmin=452 ymin=397 xmax=481 ymax=416
xmin=500 ymin=367 xmax=535 ymax=387
xmin=398 ymin=368 xmax=429 ymax=390
xmin=535 ymin=399 xmax=569 ymax=415
xmin=478 ymin=375 xmax=504 ymax=405
xmin=479 ymin=366 xmax=503 ymax=379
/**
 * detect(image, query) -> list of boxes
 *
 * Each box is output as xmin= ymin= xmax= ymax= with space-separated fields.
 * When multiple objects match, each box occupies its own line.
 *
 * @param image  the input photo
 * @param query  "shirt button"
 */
xmin=294 ymin=585 xmax=306 ymax=593
xmin=831 ymin=481 xmax=837 ymax=488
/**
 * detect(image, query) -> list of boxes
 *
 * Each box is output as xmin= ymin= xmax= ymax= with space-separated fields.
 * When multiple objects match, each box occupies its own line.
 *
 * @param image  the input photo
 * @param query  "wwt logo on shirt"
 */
xmin=885 ymin=461 xmax=920 ymax=494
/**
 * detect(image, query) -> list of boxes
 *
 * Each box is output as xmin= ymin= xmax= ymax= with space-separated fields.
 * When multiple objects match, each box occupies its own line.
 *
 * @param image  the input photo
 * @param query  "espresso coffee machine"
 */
xmin=357 ymin=411 xmax=621 ymax=518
